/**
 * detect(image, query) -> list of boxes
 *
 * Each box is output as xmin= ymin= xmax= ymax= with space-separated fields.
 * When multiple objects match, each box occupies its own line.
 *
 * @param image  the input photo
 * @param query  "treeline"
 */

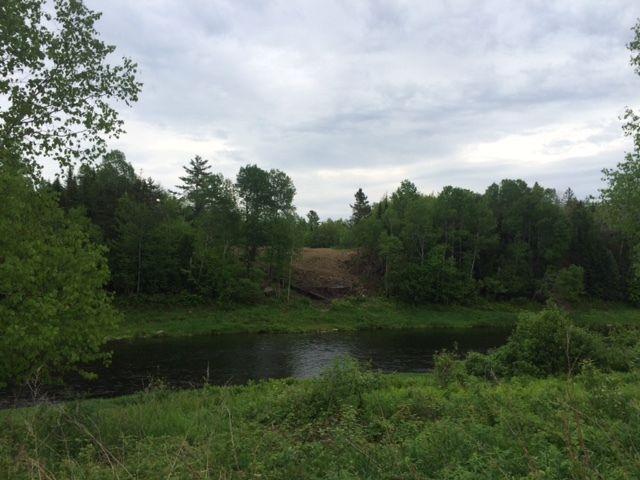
xmin=48 ymin=149 xmax=639 ymax=306
xmin=351 ymin=180 xmax=631 ymax=304
xmin=50 ymin=153 xmax=305 ymax=303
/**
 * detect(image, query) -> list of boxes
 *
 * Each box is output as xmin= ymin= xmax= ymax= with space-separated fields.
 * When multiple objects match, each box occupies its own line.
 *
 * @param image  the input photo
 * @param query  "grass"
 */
xmin=114 ymin=297 xmax=525 ymax=339
xmin=113 ymin=296 xmax=640 ymax=339
xmin=2 ymin=362 xmax=640 ymax=479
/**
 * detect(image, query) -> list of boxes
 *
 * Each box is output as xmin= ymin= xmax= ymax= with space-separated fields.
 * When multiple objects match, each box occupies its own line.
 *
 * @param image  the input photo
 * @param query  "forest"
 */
xmin=39 ymin=147 xmax=639 ymax=307
xmin=2 ymin=1 xmax=640 ymax=478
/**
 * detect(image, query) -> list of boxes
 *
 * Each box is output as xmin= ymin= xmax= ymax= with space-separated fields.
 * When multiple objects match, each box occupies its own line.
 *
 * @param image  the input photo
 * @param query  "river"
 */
xmin=1 ymin=327 xmax=509 ymax=407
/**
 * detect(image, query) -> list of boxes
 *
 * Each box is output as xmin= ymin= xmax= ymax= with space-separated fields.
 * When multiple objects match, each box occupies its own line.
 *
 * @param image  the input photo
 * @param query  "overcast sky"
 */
xmin=86 ymin=0 xmax=639 ymax=219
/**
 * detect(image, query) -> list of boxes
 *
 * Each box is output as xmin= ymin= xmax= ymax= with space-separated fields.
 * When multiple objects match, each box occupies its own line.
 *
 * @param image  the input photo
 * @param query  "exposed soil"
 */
xmin=290 ymin=248 xmax=363 ymax=300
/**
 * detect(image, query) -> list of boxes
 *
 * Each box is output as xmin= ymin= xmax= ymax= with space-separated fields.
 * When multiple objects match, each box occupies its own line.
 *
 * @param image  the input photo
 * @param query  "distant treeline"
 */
xmin=48 ymin=150 xmax=638 ymax=305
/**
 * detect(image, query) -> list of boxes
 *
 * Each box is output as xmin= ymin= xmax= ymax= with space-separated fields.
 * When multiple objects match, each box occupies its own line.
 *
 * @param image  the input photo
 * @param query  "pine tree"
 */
xmin=177 ymin=156 xmax=215 ymax=217
xmin=350 ymin=188 xmax=371 ymax=224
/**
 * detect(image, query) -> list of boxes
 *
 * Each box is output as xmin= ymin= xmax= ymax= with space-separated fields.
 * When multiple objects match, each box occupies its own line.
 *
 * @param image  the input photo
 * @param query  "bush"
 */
xmin=302 ymin=356 xmax=379 ymax=417
xmin=462 ymin=307 xmax=626 ymax=378
xmin=391 ymin=260 xmax=476 ymax=305
xmin=433 ymin=351 xmax=467 ymax=386
xmin=464 ymin=351 xmax=498 ymax=379
xmin=225 ymin=277 xmax=264 ymax=305
xmin=492 ymin=307 xmax=607 ymax=376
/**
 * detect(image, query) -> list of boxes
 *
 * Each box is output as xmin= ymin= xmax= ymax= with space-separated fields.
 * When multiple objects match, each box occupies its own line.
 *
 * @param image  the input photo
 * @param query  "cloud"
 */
xmin=86 ymin=0 xmax=639 ymax=219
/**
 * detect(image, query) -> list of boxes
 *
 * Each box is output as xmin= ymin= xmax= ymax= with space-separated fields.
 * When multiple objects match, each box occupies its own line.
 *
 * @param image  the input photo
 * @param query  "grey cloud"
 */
xmin=87 ymin=0 xmax=639 ymax=218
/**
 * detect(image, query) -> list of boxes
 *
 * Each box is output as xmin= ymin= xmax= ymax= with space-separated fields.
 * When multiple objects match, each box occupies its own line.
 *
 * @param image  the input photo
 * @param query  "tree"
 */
xmin=0 ymin=0 xmax=141 ymax=170
xmin=177 ymin=156 xmax=222 ymax=218
xmin=600 ymin=19 xmax=640 ymax=303
xmin=111 ymin=180 xmax=192 ymax=295
xmin=0 ymin=162 xmax=119 ymax=387
xmin=236 ymin=164 xmax=296 ymax=267
xmin=73 ymin=150 xmax=138 ymax=242
xmin=350 ymin=188 xmax=371 ymax=225
xmin=307 ymin=210 xmax=320 ymax=231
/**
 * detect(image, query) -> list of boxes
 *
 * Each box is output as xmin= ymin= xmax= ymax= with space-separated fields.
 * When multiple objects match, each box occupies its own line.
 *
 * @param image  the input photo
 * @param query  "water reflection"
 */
xmin=2 ymin=327 xmax=509 ymax=406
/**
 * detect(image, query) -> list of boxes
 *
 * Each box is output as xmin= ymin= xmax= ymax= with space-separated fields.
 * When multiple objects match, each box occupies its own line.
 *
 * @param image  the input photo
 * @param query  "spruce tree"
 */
xmin=177 ymin=156 xmax=215 ymax=217
xmin=350 ymin=188 xmax=371 ymax=224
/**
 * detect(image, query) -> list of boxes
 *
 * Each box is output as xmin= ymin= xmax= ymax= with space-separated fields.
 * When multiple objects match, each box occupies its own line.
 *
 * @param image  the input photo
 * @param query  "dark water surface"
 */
xmin=2 ymin=328 xmax=509 ymax=407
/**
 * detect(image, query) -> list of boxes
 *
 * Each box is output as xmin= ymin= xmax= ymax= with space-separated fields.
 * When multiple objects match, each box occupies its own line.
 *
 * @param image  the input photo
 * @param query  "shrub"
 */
xmin=303 ymin=356 xmax=379 ymax=417
xmin=492 ymin=307 xmax=607 ymax=376
xmin=390 ymin=260 xmax=476 ymax=305
xmin=463 ymin=307 xmax=623 ymax=378
xmin=464 ymin=351 xmax=498 ymax=379
xmin=433 ymin=351 xmax=467 ymax=386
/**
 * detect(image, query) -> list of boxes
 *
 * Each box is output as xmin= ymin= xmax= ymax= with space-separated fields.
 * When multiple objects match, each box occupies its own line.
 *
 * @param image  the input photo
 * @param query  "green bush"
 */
xmin=464 ymin=350 xmax=498 ymax=379
xmin=300 ymin=356 xmax=379 ymax=418
xmin=463 ymin=307 xmax=619 ymax=378
xmin=493 ymin=307 xmax=608 ymax=376
xmin=391 ymin=261 xmax=476 ymax=305
xmin=433 ymin=351 xmax=467 ymax=386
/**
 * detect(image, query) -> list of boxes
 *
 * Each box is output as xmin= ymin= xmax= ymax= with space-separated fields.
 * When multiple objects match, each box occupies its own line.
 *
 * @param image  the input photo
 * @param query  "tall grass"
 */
xmin=2 ymin=359 xmax=640 ymax=479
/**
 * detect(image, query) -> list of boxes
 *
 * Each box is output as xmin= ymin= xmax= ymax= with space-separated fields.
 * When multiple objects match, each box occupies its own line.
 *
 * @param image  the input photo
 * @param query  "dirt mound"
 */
xmin=291 ymin=248 xmax=362 ymax=299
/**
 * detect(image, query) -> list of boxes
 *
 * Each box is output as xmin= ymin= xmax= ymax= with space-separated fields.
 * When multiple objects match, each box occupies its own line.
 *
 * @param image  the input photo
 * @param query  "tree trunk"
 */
xmin=287 ymin=250 xmax=293 ymax=303
xmin=470 ymin=233 xmax=479 ymax=279
xmin=136 ymin=236 xmax=142 ymax=295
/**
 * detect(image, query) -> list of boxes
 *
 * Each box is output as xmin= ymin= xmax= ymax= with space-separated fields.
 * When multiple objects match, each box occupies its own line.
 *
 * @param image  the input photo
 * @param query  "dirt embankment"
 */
xmin=290 ymin=248 xmax=364 ymax=300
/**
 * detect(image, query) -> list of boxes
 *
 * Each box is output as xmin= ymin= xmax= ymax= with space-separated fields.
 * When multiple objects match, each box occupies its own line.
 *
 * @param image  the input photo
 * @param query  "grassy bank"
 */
xmin=114 ymin=298 xmax=523 ymax=338
xmin=2 ymin=364 xmax=639 ymax=479
xmin=114 ymin=296 xmax=640 ymax=339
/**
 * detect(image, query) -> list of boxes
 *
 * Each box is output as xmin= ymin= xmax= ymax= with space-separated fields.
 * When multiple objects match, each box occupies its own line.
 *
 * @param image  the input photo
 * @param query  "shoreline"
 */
xmin=112 ymin=297 xmax=640 ymax=340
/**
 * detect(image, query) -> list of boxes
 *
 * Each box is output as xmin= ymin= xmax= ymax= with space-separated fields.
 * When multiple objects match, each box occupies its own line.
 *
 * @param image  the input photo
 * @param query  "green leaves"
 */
xmin=0 ymin=162 xmax=119 ymax=387
xmin=0 ymin=0 xmax=141 ymax=170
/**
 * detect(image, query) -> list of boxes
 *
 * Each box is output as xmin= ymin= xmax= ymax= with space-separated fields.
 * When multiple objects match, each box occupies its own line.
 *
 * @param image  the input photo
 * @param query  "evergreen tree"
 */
xmin=350 ymin=188 xmax=371 ymax=225
xmin=177 ymin=156 xmax=221 ymax=218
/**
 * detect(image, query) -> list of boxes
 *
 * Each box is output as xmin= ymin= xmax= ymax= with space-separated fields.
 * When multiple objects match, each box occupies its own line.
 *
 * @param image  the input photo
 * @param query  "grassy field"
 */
xmin=114 ymin=296 xmax=640 ymax=339
xmin=2 ymin=362 xmax=639 ymax=479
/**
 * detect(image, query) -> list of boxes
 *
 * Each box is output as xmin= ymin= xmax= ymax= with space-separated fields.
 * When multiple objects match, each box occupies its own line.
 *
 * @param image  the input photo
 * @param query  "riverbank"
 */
xmin=2 ymin=364 xmax=639 ymax=478
xmin=114 ymin=296 xmax=640 ymax=339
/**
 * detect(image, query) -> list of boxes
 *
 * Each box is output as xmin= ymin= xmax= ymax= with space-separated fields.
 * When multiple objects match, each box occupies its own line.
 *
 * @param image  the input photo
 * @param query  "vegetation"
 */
xmin=2 ymin=357 xmax=640 ymax=478
xmin=115 ymin=297 xmax=521 ymax=338
xmin=115 ymin=297 xmax=640 ymax=339
xmin=4 ymin=308 xmax=639 ymax=478
xmin=0 ymin=0 xmax=141 ymax=170
xmin=0 ymin=0 xmax=139 ymax=388
xmin=40 ymin=139 xmax=639 ymax=309
xmin=0 ymin=161 xmax=119 ymax=389
xmin=1 ymin=2 xmax=640 ymax=477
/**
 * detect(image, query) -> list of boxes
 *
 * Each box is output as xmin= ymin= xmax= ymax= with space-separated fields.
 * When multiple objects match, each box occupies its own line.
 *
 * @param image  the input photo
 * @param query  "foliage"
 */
xmin=297 ymin=357 xmax=379 ymax=418
xmin=540 ymin=264 xmax=585 ymax=304
xmin=306 ymin=217 xmax=352 ymax=247
xmin=350 ymin=187 xmax=371 ymax=224
xmin=0 ymin=0 xmax=141 ymax=170
xmin=599 ymin=19 xmax=640 ymax=304
xmin=0 ymin=163 xmax=119 ymax=387
xmin=3 ymin=366 xmax=640 ymax=478
xmin=468 ymin=307 xmax=636 ymax=378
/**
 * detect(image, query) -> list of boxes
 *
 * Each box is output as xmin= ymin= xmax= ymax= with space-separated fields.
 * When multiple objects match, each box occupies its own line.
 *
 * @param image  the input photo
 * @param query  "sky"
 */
xmin=85 ymin=0 xmax=639 ymax=219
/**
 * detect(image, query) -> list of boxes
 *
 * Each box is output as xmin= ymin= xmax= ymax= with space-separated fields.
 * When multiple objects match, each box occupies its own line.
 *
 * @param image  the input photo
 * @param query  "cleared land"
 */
xmin=290 ymin=247 xmax=363 ymax=299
